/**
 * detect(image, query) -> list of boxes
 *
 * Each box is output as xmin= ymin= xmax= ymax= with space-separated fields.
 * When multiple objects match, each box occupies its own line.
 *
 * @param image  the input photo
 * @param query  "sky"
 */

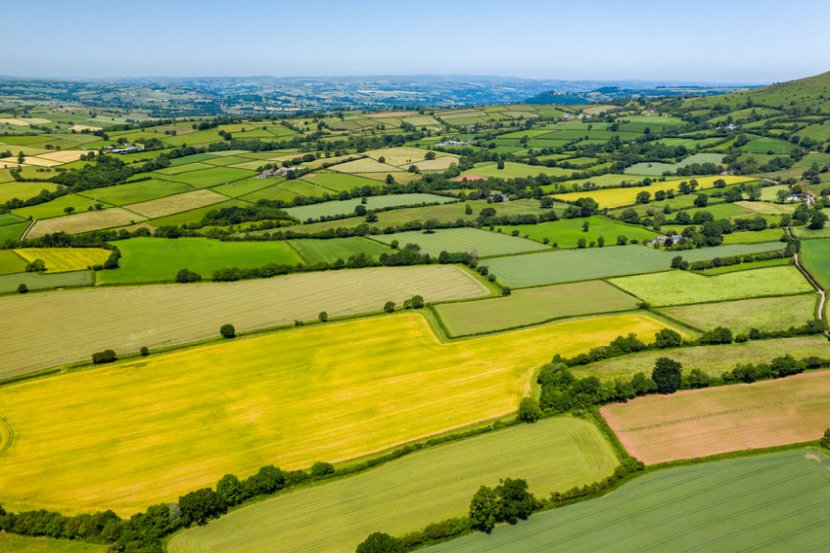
xmin=2 ymin=0 xmax=829 ymax=84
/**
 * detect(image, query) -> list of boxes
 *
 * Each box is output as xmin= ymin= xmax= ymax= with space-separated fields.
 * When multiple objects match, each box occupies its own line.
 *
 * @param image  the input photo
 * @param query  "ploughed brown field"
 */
xmin=601 ymin=370 xmax=830 ymax=464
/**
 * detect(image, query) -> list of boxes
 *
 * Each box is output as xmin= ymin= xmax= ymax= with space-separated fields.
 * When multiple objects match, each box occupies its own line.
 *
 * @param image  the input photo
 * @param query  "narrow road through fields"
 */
xmin=786 ymin=227 xmax=828 ymax=336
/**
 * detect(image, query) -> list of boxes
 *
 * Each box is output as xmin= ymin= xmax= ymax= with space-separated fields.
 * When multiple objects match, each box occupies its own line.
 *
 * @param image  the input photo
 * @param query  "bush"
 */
xmin=25 ymin=258 xmax=46 ymax=272
xmin=139 ymin=346 xmax=149 ymax=357
xmin=652 ymin=357 xmax=682 ymax=394
xmin=92 ymin=349 xmax=117 ymax=364
xmin=319 ymin=311 xmax=328 ymax=323
xmin=220 ymin=324 xmax=236 ymax=339
xmin=216 ymin=474 xmax=243 ymax=507
xmin=517 ymin=397 xmax=541 ymax=423
xmin=178 ymin=488 xmax=226 ymax=526
xmin=403 ymin=295 xmax=424 ymax=309
xmin=17 ymin=283 xmax=27 ymax=294
xmin=176 ymin=268 xmax=202 ymax=283
xmin=383 ymin=301 xmax=395 ymax=313
xmin=821 ymin=428 xmax=830 ymax=450
xmin=699 ymin=326 xmax=733 ymax=345
xmin=356 ymin=532 xmax=403 ymax=553
xmin=311 ymin=461 xmax=335 ymax=479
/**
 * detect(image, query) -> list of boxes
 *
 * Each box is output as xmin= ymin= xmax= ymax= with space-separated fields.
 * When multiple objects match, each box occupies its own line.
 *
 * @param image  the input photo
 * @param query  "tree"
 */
xmin=404 ymin=295 xmax=424 ymax=309
xmin=469 ymin=486 xmax=498 ymax=533
xmin=821 ymin=428 xmax=830 ymax=449
xmin=220 ymin=324 xmax=236 ymax=339
xmin=465 ymin=203 xmax=473 ymax=215
xmin=582 ymin=220 xmax=590 ymax=232
xmin=17 ymin=283 xmax=28 ymax=294
xmin=216 ymin=474 xmax=243 ymax=507
xmin=64 ymin=206 xmax=75 ymax=215
xmin=539 ymin=196 xmax=554 ymax=209
xmin=311 ymin=461 xmax=335 ymax=478
xmin=319 ymin=311 xmax=328 ymax=323
xmin=92 ymin=349 xmax=117 ymax=364
xmin=354 ymin=204 xmax=367 ymax=216
xmin=178 ymin=488 xmax=226 ymax=526
xmin=652 ymin=357 xmax=682 ymax=394
xmin=808 ymin=209 xmax=828 ymax=230
xmin=495 ymin=478 xmax=535 ymax=524
xmin=425 ymin=151 xmax=436 ymax=160
xmin=140 ymin=346 xmax=150 ymax=357
xmin=377 ymin=156 xmax=386 ymax=164
xmin=25 ymin=258 xmax=46 ymax=272
xmin=243 ymin=465 xmax=286 ymax=496
xmin=635 ymin=191 xmax=651 ymax=204
xmin=700 ymin=326 xmax=733 ymax=344
xmin=356 ymin=532 xmax=402 ymax=553
xmin=497 ymin=160 xmax=505 ymax=170
xmin=176 ymin=268 xmax=202 ymax=283
xmin=383 ymin=301 xmax=395 ymax=313
xmin=517 ymin=397 xmax=541 ymax=423
xmin=653 ymin=328 xmax=682 ymax=349
xmin=694 ymin=194 xmax=708 ymax=208
xmin=385 ymin=174 xmax=395 ymax=185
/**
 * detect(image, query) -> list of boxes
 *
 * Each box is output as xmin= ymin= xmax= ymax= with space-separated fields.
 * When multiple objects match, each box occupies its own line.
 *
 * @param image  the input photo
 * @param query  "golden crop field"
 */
xmin=0 ymin=311 xmax=679 ymax=515
xmin=15 ymin=248 xmax=111 ymax=273
xmin=553 ymin=175 xmax=753 ymax=208
xmin=27 ymin=208 xmax=145 ymax=238
xmin=125 ymin=189 xmax=226 ymax=218
xmin=0 ymin=265 xmax=488 ymax=379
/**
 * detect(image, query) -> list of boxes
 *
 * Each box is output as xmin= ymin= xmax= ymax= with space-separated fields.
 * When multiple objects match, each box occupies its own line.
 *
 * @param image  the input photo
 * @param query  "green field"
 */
xmin=570 ymin=335 xmax=829 ymax=382
xmin=78 ymin=179 xmax=193 ymax=205
xmin=373 ymin=228 xmax=548 ymax=257
xmin=284 ymin=193 xmax=456 ymax=221
xmin=799 ymin=238 xmax=830 ymax=289
xmin=0 ymin=270 xmax=94 ymax=294
xmin=0 ymin=250 xmax=26 ymax=274
xmin=741 ymin=136 xmax=800 ymax=154
xmin=424 ymin=450 xmax=830 ymax=553
xmin=12 ymin=194 xmax=112 ymax=220
xmin=300 ymin=172 xmax=383 ymax=192
xmin=159 ymin=167 xmax=255 ymax=188
xmin=288 ymin=237 xmax=392 ymax=264
xmin=0 ymin=533 xmax=107 ymax=553
xmin=697 ymin=257 xmax=790 ymax=275
xmin=609 ymin=265 xmax=812 ymax=306
xmin=99 ymin=237 xmax=303 ymax=283
xmin=623 ymin=152 xmax=724 ymax=175
xmin=167 ymin=417 xmax=618 ymax=553
xmin=659 ymin=294 xmax=817 ymax=333
xmin=486 ymin=242 xmax=784 ymax=288
xmin=434 ymin=280 xmax=639 ymax=336
xmin=496 ymin=216 xmax=658 ymax=248
xmin=722 ymin=228 xmax=787 ymax=244
xmin=0 ymin=221 xmax=27 ymax=244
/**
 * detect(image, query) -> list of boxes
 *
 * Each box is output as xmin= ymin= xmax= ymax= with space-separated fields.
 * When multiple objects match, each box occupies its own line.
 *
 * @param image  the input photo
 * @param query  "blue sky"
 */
xmin=3 ymin=0 xmax=828 ymax=83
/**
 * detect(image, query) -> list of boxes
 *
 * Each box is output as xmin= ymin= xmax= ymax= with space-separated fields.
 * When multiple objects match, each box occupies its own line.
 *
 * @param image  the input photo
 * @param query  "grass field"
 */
xmin=159 ymin=167 xmax=254 ymax=188
xmin=609 ymin=266 xmax=812 ymax=306
xmin=373 ymin=228 xmax=548 ymax=257
xmin=0 ymin=533 xmax=107 ymax=553
xmin=602 ymin=371 xmax=830 ymax=464
xmin=659 ymin=294 xmax=817 ymax=333
xmin=722 ymin=228 xmax=787 ymax=244
xmin=434 ymin=280 xmax=639 ymax=336
xmin=14 ymin=248 xmax=110 ymax=273
xmin=799 ymin=238 xmax=830 ymax=289
xmin=284 ymin=193 xmax=456 ymax=221
xmin=486 ymin=242 xmax=784 ymax=288
xmin=553 ymin=176 xmax=752 ymax=208
xmin=462 ymin=161 xmax=572 ymax=180
xmin=0 ymin=181 xmax=59 ymax=204
xmin=78 ymin=179 xmax=193 ymax=205
xmin=697 ymin=257 xmax=790 ymax=275
xmin=0 ymin=312 xmax=677 ymax=514
xmin=570 ymin=335 xmax=830 ymax=382
xmin=424 ymin=449 xmax=830 ymax=553
xmin=99 ymin=237 xmax=303 ymax=283
xmin=496 ymin=216 xmax=658 ymax=248
xmin=12 ymin=194 xmax=112 ymax=220
xmin=124 ymin=189 xmax=227 ymax=218
xmin=288 ymin=237 xmax=392 ymax=264
xmin=0 ymin=221 xmax=27 ymax=244
xmin=299 ymin=172 xmax=380 ymax=193
xmin=167 ymin=417 xmax=617 ymax=553
xmin=0 ymin=270 xmax=94 ymax=294
xmin=0 ymin=266 xmax=487 ymax=379
xmin=0 ymin=250 xmax=26 ymax=274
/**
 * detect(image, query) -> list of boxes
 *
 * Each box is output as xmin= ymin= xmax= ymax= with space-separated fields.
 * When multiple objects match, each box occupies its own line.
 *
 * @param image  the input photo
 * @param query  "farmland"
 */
xmin=0 ymin=534 xmax=107 ymax=552
xmin=659 ymin=294 xmax=817 ymax=332
xmin=799 ymin=238 xmax=830 ymax=289
xmin=433 ymin=280 xmax=639 ymax=336
xmin=167 ymin=417 xmax=617 ymax=553
xmin=609 ymin=265 xmax=812 ymax=306
xmin=0 ymin=270 xmax=94 ymax=294
xmin=570 ymin=335 xmax=830 ymax=382
xmin=372 ymin=228 xmax=548 ymax=257
xmin=99 ymin=237 xmax=302 ymax=283
xmin=14 ymin=248 xmax=110 ymax=273
xmin=0 ymin=265 xmax=487 ymax=378
xmin=602 ymin=371 xmax=830 ymax=464
xmin=0 ymin=312 xmax=677 ymax=514
xmin=425 ymin=450 xmax=830 ymax=553
xmin=486 ymin=241 xmax=784 ymax=288
xmin=283 ymin=193 xmax=456 ymax=221
xmin=496 ymin=216 xmax=658 ymax=248
xmin=288 ymin=237 xmax=391 ymax=263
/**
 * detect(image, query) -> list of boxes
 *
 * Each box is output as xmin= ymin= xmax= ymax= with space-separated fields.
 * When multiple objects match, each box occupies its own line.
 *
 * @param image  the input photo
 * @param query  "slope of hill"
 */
xmin=686 ymin=70 xmax=830 ymax=112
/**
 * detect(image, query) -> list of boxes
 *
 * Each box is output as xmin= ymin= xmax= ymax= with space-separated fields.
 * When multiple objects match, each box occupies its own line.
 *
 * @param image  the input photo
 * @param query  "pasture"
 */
xmin=124 ymin=189 xmax=227 ymax=218
xmin=799 ymin=238 xmax=830 ymax=289
xmin=12 ymin=194 xmax=111 ymax=220
xmin=0 ymin=181 xmax=59 ymax=204
xmin=496 ymin=216 xmax=657 ymax=248
xmin=609 ymin=265 xmax=812 ymax=306
xmin=602 ymin=371 xmax=830 ymax=464
xmin=167 ymin=417 xmax=617 ymax=553
xmin=373 ymin=228 xmax=548 ymax=257
xmin=0 ymin=265 xmax=487 ymax=379
xmin=15 ymin=248 xmax=111 ymax=272
xmin=284 ymin=193 xmax=456 ymax=221
xmin=0 ymin=270 xmax=94 ymax=294
xmin=434 ymin=280 xmax=639 ymax=336
xmin=0 ymin=250 xmax=26 ymax=274
xmin=659 ymin=294 xmax=817 ymax=333
xmin=78 ymin=179 xmax=193 ymax=205
xmin=486 ymin=242 xmax=784 ymax=288
xmin=99 ymin=237 xmax=302 ymax=283
xmin=159 ymin=167 xmax=255 ymax=188
xmin=27 ymin=208 xmax=144 ymax=238
xmin=0 ymin=312 xmax=677 ymax=514
xmin=0 ymin=533 xmax=107 ymax=552
xmin=552 ymin=176 xmax=752 ymax=208
xmin=425 ymin=450 xmax=830 ymax=553
xmin=571 ymin=335 xmax=830 ymax=382
xmin=288 ymin=237 xmax=392 ymax=264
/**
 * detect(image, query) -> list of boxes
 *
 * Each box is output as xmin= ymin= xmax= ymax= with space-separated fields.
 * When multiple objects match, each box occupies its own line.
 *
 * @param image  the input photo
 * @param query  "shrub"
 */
xmin=139 ymin=346 xmax=149 ymax=357
xmin=92 ymin=349 xmax=117 ymax=364
xmin=356 ymin=532 xmax=403 ymax=553
xmin=403 ymin=295 xmax=424 ymax=309
xmin=653 ymin=328 xmax=682 ymax=349
xmin=25 ymin=258 xmax=46 ymax=272
xmin=699 ymin=326 xmax=733 ymax=345
xmin=216 ymin=474 xmax=243 ymax=507
xmin=176 ymin=268 xmax=202 ymax=283
xmin=178 ymin=488 xmax=226 ymax=526
xmin=319 ymin=311 xmax=328 ymax=323
xmin=383 ymin=301 xmax=395 ymax=313
xmin=821 ymin=428 xmax=830 ymax=450
xmin=517 ymin=397 xmax=541 ymax=423
xmin=220 ymin=324 xmax=236 ymax=339
xmin=17 ymin=283 xmax=27 ymax=294
xmin=311 ymin=461 xmax=335 ymax=479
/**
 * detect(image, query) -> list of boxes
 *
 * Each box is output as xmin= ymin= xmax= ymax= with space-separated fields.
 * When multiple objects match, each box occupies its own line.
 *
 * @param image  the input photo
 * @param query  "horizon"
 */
xmin=3 ymin=0 xmax=829 ymax=82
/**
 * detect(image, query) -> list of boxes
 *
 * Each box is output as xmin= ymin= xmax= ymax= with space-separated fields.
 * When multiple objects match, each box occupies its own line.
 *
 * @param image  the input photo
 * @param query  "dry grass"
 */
xmin=0 ymin=265 xmax=488 ymax=378
xmin=329 ymin=157 xmax=401 ymax=173
xmin=125 ymin=189 xmax=225 ymax=218
xmin=27 ymin=208 xmax=144 ymax=238
xmin=601 ymin=370 xmax=830 ymax=464
xmin=0 ymin=312 xmax=675 ymax=515
xmin=36 ymin=150 xmax=94 ymax=163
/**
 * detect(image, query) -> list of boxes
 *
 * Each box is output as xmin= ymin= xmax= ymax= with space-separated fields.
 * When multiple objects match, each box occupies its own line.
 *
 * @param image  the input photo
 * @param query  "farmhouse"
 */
xmin=437 ymin=140 xmax=471 ymax=147
xmin=647 ymin=234 xmax=683 ymax=246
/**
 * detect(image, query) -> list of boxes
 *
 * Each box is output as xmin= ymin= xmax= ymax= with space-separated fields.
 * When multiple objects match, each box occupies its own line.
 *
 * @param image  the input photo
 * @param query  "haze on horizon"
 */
xmin=3 ymin=0 xmax=829 ymax=84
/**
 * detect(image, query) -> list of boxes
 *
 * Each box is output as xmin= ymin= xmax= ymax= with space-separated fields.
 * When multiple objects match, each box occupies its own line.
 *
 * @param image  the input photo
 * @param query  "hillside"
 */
xmin=686 ymin=70 xmax=830 ymax=112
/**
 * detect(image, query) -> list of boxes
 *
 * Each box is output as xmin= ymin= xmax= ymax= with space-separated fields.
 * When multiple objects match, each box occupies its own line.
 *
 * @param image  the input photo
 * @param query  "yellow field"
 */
xmin=27 ymin=208 xmax=145 ymax=238
xmin=553 ymin=175 xmax=753 ymax=208
xmin=0 ymin=311 xmax=679 ymax=515
xmin=329 ymin=157 xmax=401 ymax=173
xmin=15 ymin=248 xmax=111 ymax=272
xmin=36 ymin=150 xmax=94 ymax=164
xmin=125 ymin=189 xmax=225 ymax=218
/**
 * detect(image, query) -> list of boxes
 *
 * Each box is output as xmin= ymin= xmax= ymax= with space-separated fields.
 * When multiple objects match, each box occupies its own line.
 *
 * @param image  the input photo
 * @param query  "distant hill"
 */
xmin=686 ymin=70 xmax=830 ymax=113
xmin=525 ymin=91 xmax=590 ymax=105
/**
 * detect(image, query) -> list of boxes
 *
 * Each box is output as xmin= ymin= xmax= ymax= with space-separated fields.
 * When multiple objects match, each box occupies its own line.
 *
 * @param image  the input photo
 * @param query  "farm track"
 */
xmin=787 ymin=227 xmax=828 ymax=332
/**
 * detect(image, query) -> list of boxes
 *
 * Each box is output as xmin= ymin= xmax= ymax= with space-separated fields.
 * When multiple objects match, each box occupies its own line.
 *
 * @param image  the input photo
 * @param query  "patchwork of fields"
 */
xmin=425 ymin=450 xmax=830 ymax=553
xmin=168 ymin=417 xmax=617 ymax=553
xmin=602 ymin=371 xmax=830 ymax=464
